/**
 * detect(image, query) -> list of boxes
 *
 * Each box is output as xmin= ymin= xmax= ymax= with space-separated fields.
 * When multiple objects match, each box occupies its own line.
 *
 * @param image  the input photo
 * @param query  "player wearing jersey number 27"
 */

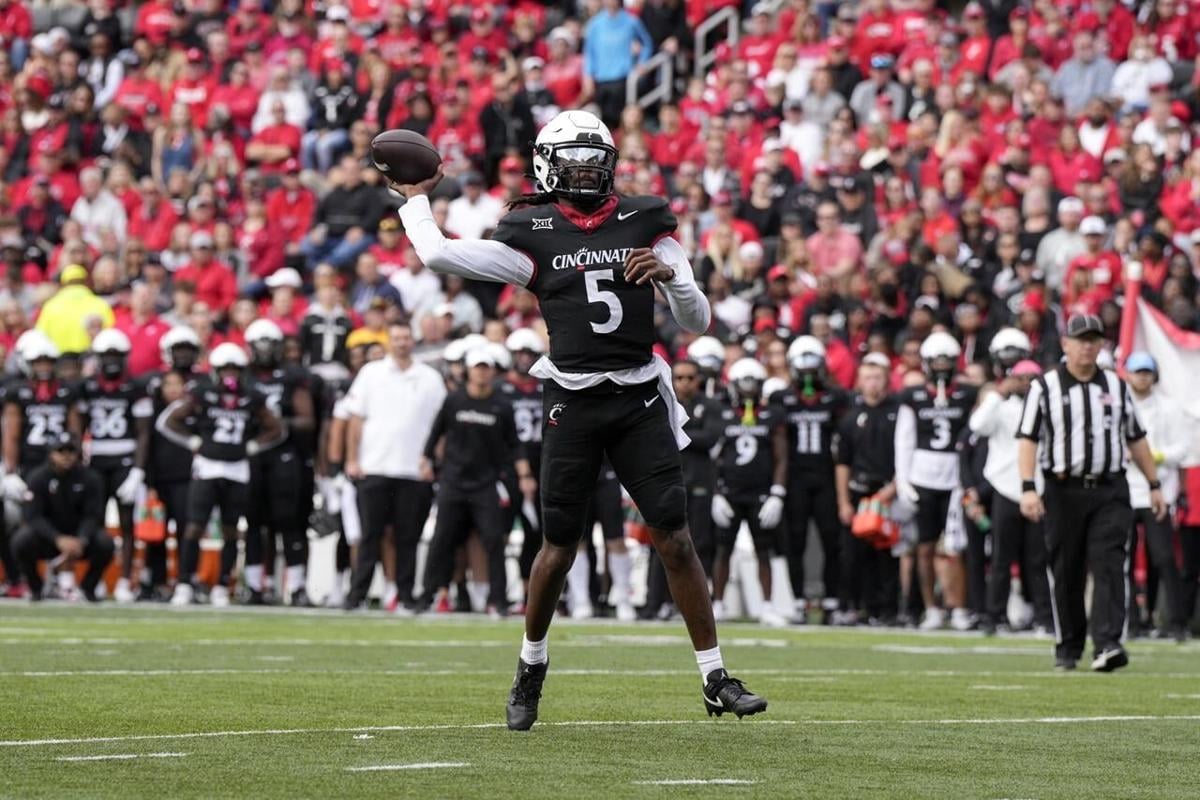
xmin=391 ymin=110 xmax=766 ymax=729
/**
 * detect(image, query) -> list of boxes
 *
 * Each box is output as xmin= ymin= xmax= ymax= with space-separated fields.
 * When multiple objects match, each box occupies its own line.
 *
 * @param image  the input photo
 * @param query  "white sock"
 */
xmin=567 ymin=552 xmax=591 ymax=610
xmin=609 ymin=552 xmax=632 ymax=603
xmin=466 ymin=581 xmax=489 ymax=612
xmin=244 ymin=565 xmax=264 ymax=592
xmin=695 ymin=645 xmax=724 ymax=682
xmin=285 ymin=565 xmax=305 ymax=594
xmin=520 ymin=634 xmax=548 ymax=665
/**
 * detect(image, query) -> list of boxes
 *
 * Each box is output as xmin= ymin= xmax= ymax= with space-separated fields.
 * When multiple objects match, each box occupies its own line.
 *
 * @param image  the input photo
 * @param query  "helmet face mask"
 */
xmin=168 ymin=343 xmax=199 ymax=372
xmin=924 ymin=356 xmax=957 ymax=384
xmin=30 ymin=357 xmax=56 ymax=382
xmin=536 ymin=141 xmax=617 ymax=200
xmin=512 ymin=349 xmax=538 ymax=375
xmin=249 ymin=338 xmax=282 ymax=368
xmin=99 ymin=351 xmax=127 ymax=379
xmin=733 ymin=376 xmax=763 ymax=402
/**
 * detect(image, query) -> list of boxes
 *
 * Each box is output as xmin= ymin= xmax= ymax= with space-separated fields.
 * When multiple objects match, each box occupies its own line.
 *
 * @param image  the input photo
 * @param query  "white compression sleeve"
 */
xmin=652 ymin=236 xmax=711 ymax=334
xmin=397 ymin=195 xmax=535 ymax=285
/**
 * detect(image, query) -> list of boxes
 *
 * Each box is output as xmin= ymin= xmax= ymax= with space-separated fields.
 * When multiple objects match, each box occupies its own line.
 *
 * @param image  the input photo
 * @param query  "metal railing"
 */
xmin=694 ymin=6 xmax=742 ymax=77
xmin=626 ymin=51 xmax=675 ymax=109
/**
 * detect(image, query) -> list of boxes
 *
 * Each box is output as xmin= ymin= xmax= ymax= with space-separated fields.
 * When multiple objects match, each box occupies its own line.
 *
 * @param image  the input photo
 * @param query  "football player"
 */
xmin=391 ymin=109 xmax=765 ymax=728
xmin=78 ymin=329 xmax=153 ymax=604
xmin=772 ymin=336 xmax=847 ymax=624
xmin=711 ymin=358 xmax=788 ymax=626
xmin=3 ymin=331 xmax=83 ymax=496
xmin=894 ymin=332 xmax=979 ymax=630
xmin=242 ymin=320 xmax=316 ymax=605
xmin=687 ymin=336 xmax=727 ymax=399
xmin=142 ymin=327 xmax=204 ymax=600
xmin=500 ymin=327 xmax=547 ymax=612
xmin=158 ymin=343 xmax=282 ymax=606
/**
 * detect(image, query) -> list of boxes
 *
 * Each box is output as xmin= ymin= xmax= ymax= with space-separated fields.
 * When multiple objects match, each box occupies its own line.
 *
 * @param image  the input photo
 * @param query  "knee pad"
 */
xmin=541 ymin=501 xmax=589 ymax=548
xmin=640 ymin=485 xmax=687 ymax=532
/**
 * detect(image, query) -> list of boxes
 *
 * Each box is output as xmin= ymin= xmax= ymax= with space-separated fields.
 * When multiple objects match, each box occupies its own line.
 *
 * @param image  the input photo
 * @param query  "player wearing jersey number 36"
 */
xmin=389 ymin=110 xmax=766 ymax=729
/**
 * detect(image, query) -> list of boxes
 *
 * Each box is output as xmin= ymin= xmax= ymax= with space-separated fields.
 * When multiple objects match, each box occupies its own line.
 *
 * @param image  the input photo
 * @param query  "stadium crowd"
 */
xmin=0 ymin=0 xmax=1199 ymax=637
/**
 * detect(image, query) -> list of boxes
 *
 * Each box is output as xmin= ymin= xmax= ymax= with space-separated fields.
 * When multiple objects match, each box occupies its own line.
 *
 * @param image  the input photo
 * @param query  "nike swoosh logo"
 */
xmin=644 ymin=396 xmax=659 ymax=408
xmin=617 ymin=210 xmax=638 ymax=220
xmin=703 ymin=694 xmax=722 ymax=708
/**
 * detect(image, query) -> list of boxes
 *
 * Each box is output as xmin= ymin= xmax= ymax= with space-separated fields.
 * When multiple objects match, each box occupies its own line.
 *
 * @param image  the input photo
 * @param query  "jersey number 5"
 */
xmin=585 ymin=269 xmax=623 ymax=335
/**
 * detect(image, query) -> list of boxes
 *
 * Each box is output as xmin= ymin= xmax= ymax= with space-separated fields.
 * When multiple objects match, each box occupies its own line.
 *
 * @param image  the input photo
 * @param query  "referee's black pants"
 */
xmin=1129 ymin=508 xmax=1185 ymax=632
xmin=349 ymin=476 xmax=433 ymax=607
xmin=1042 ymin=476 xmax=1133 ymax=660
xmin=988 ymin=494 xmax=1053 ymax=629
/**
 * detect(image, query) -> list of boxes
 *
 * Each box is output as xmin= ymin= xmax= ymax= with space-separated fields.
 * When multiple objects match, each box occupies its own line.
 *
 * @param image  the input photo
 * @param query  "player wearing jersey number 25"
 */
xmin=389 ymin=110 xmax=766 ymax=729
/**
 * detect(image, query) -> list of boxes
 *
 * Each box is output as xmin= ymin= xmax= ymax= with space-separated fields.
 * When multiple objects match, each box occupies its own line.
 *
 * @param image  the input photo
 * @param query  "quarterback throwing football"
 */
xmin=392 ymin=110 xmax=767 ymax=730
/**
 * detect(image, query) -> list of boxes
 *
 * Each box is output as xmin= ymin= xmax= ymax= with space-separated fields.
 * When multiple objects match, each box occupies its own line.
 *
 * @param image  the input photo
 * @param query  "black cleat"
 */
xmin=702 ymin=669 xmax=768 ymax=719
xmin=1090 ymin=646 xmax=1129 ymax=673
xmin=1054 ymin=657 xmax=1077 ymax=671
xmin=506 ymin=658 xmax=548 ymax=731
xmin=290 ymin=588 xmax=314 ymax=608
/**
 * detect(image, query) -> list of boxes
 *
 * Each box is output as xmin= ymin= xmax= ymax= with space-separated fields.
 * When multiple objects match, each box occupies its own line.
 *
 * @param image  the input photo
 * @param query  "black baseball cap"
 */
xmin=1065 ymin=314 xmax=1104 ymax=339
xmin=51 ymin=431 xmax=80 ymax=452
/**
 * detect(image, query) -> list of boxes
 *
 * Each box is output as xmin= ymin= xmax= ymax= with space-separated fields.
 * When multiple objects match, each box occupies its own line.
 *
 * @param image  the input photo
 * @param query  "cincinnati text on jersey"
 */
xmin=551 ymin=246 xmax=637 ymax=271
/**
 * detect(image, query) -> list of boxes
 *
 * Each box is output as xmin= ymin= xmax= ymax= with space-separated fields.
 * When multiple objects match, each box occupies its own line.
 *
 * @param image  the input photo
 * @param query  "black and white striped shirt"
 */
xmin=1016 ymin=365 xmax=1146 ymax=477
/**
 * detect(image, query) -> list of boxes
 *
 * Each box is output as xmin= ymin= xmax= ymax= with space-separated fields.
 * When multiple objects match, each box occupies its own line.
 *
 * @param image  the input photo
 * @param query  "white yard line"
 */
xmin=633 ymin=779 xmax=759 ymax=785
xmin=970 ymin=685 xmax=1030 ymax=691
xmin=56 ymin=753 xmax=188 ymax=762
xmin=872 ymin=645 xmax=1048 ymax=656
xmin=4 ymin=715 xmax=1199 ymax=749
xmin=346 ymin=762 xmax=470 ymax=772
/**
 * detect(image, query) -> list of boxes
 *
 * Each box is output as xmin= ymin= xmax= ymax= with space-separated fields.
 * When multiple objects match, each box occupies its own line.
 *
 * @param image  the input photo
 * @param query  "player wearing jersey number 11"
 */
xmin=388 ymin=110 xmax=766 ymax=729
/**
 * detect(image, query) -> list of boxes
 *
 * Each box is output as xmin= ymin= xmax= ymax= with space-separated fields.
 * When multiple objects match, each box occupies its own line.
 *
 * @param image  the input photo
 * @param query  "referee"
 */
xmin=1016 ymin=314 xmax=1166 ymax=672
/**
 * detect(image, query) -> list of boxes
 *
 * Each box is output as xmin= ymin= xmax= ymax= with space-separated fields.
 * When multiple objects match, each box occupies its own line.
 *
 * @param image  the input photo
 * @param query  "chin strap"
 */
xmin=741 ymin=399 xmax=757 ymax=426
xmin=935 ymin=378 xmax=948 ymax=408
xmin=801 ymin=374 xmax=816 ymax=400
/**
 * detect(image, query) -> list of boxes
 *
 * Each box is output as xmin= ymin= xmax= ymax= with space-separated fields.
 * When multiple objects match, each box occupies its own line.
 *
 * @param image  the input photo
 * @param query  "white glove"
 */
xmin=245 ymin=439 xmax=261 ymax=457
xmin=711 ymin=494 xmax=734 ymax=528
xmin=896 ymin=481 xmax=920 ymax=506
xmin=758 ymin=495 xmax=784 ymax=529
xmin=186 ymin=435 xmax=202 ymax=453
xmin=115 ymin=467 xmax=145 ymax=505
xmin=2 ymin=473 xmax=28 ymax=501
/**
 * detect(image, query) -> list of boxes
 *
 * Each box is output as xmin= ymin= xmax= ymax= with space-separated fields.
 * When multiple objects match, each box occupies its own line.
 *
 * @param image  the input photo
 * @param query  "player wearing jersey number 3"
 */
xmin=392 ymin=110 xmax=766 ymax=730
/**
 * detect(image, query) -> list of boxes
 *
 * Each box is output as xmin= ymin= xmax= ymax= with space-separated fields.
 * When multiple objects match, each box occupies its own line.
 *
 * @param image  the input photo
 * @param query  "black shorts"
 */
xmin=717 ymin=493 xmax=775 ymax=553
xmin=540 ymin=380 xmax=685 ymax=546
xmin=247 ymin=448 xmax=304 ymax=528
xmin=188 ymin=477 xmax=249 ymax=526
xmin=914 ymin=486 xmax=953 ymax=545
xmin=91 ymin=459 xmax=132 ymax=503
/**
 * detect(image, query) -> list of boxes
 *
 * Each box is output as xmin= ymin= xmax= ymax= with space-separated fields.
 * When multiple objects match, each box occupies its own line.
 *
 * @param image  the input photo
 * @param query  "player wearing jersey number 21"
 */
xmin=389 ymin=110 xmax=767 ymax=729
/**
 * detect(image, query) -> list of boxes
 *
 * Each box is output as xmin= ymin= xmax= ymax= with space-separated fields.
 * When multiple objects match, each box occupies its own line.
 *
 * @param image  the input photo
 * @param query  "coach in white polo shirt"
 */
xmin=342 ymin=321 xmax=447 ymax=611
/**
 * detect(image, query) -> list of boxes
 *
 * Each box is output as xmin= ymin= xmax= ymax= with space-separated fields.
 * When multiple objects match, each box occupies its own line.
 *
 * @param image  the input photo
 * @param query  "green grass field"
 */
xmin=2 ymin=605 xmax=1199 ymax=799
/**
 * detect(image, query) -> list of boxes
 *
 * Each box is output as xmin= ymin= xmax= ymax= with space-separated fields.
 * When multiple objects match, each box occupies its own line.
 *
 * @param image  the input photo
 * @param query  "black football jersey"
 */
xmin=190 ymin=381 xmax=267 ymax=462
xmin=491 ymin=195 xmax=677 ymax=373
xmin=6 ymin=380 xmax=80 ymax=471
xmin=246 ymin=366 xmax=309 ymax=450
xmin=146 ymin=371 xmax=202 ymax=483
xmin=773 ymin=388 xmax=848 ymax=478
xmin=78 ymin=377 xmax=152 ymax=466
xmin=498 ymin=378 xmax=543 ymax=457
xmin=898 ymin=384 xmax=978 ymax=453
xmin=717 ymin=402 xmax=778 ymax=496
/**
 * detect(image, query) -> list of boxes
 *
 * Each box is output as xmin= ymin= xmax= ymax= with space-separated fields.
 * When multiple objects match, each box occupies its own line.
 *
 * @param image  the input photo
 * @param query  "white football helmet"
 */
xmin=687 ymin=336 xmax=726 ymax=375
xmin=160 ymin=326 xmax=202 ymax=368
xmin=245 ymin=318 xmax=284 ymax=344
xmin=505 ymin=328 xmax=547 ymax=354
xmin=92 ymin=328 xmax=131 ymax=354
xmin=209 ymin=342 xmax=249 ymax=369
xmin=18 ymin=329 xmax=60 ymax=362
xmin=727 ymin=358 xmax=767 ymax=401
xmin=488 ymin=341 xmax=512 ymax=371
xmin=786 ymin=336 xmax=826 ymax=372
xmin=988 ymin=327 xmax=1032 ymax=374
xmin=532 ymin=110 xmax=617 ymax=199
xmin=921 ymin=331 xmax=961 ymax=383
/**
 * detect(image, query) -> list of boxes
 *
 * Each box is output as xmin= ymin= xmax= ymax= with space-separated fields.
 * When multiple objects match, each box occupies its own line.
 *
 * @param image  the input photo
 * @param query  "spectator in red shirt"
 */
xmin=246 ymin=99 xmax=301 ymax=174
xmin=134 ymin=0 xmax=177 ymax=45
xmin=1048 ymin=125 xmax=1103 ymax=196
xmin=237 ymin=197 xmax=285 ymax=281
xmin=259 ymin=267 xmax=308 ymax=336
xmin=210 ymin=60 xmax=260 ymax=136
xmin=852 ymin=0 xmax=899 ymax=74
xmin=116 ymin=282 xmax=170 ymax=376
xmin=459 ymin=6 xmax=508 ymax=64
xmin=367 ymin=217 xmax=407 ymax=279
xmin=542 ymin=27 xmax=584 ymax=109
xmin=0 ymin=0 xmax=32 ymax=70
xmin=226 ymin=0 xmax=270 ymax=58
xmin=264 ymin=160 xmax=315 ymax=256
xmin=958 ymin=3 xmax=991 ymax=77
xmin=738 ymin=4 xmax=782 ymax=78
xmin=127 ymin=178 xmax=178 ymax=253
xmin=113 ymin=52 xmax=165 ymax=127
xmin=807 ymin=201 xmax=864 ymax=288
xmin=990 ymin=7 xmax=1032 ymax=81
xmin=174 ymin=231 xmax=238 ymax=316
xmin=1063 ymin=216 xmax=1122 ymax=311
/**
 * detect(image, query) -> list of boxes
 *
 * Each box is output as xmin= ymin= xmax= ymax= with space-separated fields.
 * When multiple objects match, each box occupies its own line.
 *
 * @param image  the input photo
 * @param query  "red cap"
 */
xmin=712 ymin=190 xmax=733 ymax=206
xmin=827 ymin=35 xmax=847 ymax=49
xmin=767 ymin=264 xmax=790 ymax=282
xmin=471 ymin=6 xmax=491 ymax=23
xmin=186 ymin=47 xmax=205 ymax=63
xmin=500 ymin=156 xmax=524 ymax=173
xmin=1074 ymin=12 xmax=1100 ymax=32
xmin=1172 ymin=100 xmax=1192 ymax=123
xmin=26 ymin=74 xmax=54 ymax=100
xmin=669 ymin=197 xmax=688 ymax=215
xmin=282 ymin=158 xmax=300 ymax=173
xmin=814 ymin=162 xmax=831 ymax=176
xmin=1010 ymin=7 xmax=1030 ymax=20
xmin=754 ymin=316 xmax=778 ymax=333
xmin=964 ymin=2 xmax=985 ymax=18
xmin=1021 ymin=289 xmax=1046 ymax=314
xmin=887 ymin=134 xmax=907 ymax=150
xmin=714 ymin=42 xmax=733 ymax=64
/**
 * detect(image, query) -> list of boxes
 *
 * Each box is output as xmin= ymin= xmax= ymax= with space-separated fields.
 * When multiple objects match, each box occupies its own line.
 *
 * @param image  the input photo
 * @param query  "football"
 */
xmin=370 ymin=129 xmax=442 ymax=186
